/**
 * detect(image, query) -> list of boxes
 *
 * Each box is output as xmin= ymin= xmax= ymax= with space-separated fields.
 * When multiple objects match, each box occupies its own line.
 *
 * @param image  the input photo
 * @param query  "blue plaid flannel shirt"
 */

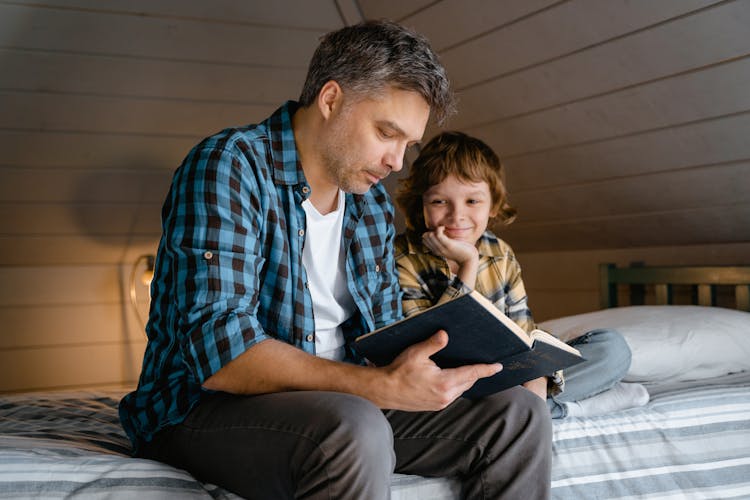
xmin=119 ymin=101 xmax=403 ymax=448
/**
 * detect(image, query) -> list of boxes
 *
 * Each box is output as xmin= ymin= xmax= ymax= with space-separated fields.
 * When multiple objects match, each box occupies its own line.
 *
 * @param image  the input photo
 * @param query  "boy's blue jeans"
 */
xmin=547 ymin=329 xmax=632 ymax=418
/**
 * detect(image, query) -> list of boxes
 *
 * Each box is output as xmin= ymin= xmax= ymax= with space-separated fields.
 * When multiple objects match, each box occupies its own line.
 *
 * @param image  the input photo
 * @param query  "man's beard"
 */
xmin=320 ymin=118 xmax=373 ymax=194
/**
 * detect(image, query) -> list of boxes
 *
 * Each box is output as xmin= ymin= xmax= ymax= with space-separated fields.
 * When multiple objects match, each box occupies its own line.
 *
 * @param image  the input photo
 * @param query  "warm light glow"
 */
xmin=141 ymin=269 xmax=154 ymax=286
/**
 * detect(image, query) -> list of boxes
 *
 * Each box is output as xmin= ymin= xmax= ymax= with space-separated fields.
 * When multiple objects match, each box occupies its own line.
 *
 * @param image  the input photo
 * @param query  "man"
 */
xmin=120 ymin=20 xmax=552 ymax=499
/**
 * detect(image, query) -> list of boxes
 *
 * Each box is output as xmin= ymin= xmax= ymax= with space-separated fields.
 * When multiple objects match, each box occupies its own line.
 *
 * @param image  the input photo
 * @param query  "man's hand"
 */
xmin=378 ymin=330 xmax=502 ymax=411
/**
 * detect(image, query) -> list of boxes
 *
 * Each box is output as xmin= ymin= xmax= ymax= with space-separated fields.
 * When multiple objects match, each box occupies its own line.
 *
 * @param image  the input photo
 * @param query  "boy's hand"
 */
xmin=422 ymin=226 xmax=478 ymax=265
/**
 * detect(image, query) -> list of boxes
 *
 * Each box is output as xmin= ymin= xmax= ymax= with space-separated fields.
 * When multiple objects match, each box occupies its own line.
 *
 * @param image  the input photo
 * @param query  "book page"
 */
xmin=530 ymin=329 xmax=581 ymax=355
xmin=468 ymin=290 xmax=532 ymax=347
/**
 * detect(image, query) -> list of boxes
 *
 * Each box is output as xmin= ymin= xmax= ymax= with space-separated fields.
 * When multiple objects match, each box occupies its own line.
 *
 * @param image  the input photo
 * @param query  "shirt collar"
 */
xmin=265 ymin=100 xmax=306 ymax=187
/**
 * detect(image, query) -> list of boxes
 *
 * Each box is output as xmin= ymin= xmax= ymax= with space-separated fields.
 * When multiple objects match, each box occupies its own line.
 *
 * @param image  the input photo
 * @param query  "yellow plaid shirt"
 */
xmin=394 ymin=229 xmax=563 ymax=395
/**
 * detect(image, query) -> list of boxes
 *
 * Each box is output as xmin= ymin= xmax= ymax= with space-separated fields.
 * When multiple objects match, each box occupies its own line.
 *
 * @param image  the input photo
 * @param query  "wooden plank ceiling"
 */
xmin=1 ymin=0 xmax=749 ymax=266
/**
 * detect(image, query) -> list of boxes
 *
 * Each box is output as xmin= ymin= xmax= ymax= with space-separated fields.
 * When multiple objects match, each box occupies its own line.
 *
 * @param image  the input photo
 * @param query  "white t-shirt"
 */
xmin=301 ymin=190 xmax=356 ymax=361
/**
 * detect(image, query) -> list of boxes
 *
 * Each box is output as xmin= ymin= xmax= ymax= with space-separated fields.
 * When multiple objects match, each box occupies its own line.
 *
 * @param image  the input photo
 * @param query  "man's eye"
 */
xmin=379 ymin=129 xmax=393 ymax=139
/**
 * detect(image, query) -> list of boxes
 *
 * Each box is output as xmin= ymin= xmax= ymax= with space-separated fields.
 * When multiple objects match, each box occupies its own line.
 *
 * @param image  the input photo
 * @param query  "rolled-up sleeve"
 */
xmin=166 ymin=143 xmax=271 ymax=384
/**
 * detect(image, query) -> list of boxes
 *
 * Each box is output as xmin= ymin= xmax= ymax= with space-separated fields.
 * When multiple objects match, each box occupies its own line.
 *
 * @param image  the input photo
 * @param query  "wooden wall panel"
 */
xmin=510 ymin=161 xmax=750 ymax=222
xmin=7 ymin=0 xmax=344 ymax=29
xmin=0 ymin=259 xmax=153 ymax=392
xmin=0 ymin=130 xmax=195 ymax=169
xmin=498 ymin=203 xmax=750 ymax=252
xmin=357 ymin=0 xmax=435 ymax=23
xmin=2 ymin=91 xmax=277 ymax=137
xmin=451 ymin=1 xmax=750 ymax=128
xmin=0 ymin=48 xmax=305 ymax=104
xmin=395 ymin=0 xmax=558 ymax=51
xmin=439 ymin=0 xmax=720 ymax=88
xmin=0 ymin=167 xmax=173 ymax=204
xmin=0 ymin=235 xmax=158 ymax=266
xmin=0 ymin=303 xmax=145 ymax=349
xmin=503 ymin=112 xmax=750 ymax=190
xmin=0 ymin=202 xmax=161 ymax=236
xmin=0 ymin=4 xmax=322 ymax=67
xmin=472 ymin=57 xmax=750 ymax=156
xmin=0 ymin=341 xmax=147 ymax=392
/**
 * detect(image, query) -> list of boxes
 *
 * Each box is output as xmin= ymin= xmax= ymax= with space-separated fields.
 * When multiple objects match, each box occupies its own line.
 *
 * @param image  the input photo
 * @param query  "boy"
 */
xmin=395 ymin=131 xmax=648 ymax=417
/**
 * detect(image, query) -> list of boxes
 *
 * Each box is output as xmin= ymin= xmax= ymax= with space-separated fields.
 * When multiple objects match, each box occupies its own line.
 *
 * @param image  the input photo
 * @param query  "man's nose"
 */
xmin=384 ymin=143 xmax=407 ymax=172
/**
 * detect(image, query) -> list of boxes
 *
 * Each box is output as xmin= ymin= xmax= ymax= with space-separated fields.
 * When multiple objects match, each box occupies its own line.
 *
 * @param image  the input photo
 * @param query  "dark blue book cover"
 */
xmin=353 ymin=291 xmax=584 ymax=398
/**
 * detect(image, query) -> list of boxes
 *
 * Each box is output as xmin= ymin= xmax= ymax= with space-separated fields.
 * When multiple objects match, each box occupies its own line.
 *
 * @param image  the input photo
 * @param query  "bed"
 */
xmin=2 ymin=263 xmax=750 ymax=499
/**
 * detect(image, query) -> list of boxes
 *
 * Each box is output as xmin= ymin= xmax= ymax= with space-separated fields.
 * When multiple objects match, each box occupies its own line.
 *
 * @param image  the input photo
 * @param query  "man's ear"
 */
xmin=317 ymin=80 xmax=343 ymax=120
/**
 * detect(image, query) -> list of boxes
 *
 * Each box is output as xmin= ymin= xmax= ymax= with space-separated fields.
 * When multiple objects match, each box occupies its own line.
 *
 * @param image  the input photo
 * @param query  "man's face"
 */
xmin=320 ymin=87 xmax=430 ymax=194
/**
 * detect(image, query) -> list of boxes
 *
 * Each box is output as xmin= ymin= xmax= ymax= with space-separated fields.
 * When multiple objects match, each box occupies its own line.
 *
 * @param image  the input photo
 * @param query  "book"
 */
xmin=353 ymin=290 xmax=584 ymax=399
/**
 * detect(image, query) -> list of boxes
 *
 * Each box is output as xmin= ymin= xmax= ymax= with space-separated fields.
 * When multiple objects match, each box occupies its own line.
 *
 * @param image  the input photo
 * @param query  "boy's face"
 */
xmin=422 ymin=174 xmax=496 ymax=246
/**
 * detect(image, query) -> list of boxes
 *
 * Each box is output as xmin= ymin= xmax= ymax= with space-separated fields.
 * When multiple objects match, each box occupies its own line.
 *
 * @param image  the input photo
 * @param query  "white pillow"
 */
xmin=538 ymin=305 xmax=750 ymax=383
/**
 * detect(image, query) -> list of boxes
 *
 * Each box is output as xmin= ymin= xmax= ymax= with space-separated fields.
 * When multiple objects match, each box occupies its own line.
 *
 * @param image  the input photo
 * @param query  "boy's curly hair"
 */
xmin=396 ymin=131 xmax=516 ymax=234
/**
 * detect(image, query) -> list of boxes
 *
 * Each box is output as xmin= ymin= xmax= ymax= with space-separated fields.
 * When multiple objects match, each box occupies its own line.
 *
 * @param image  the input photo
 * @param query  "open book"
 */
xmin=353 ymin=290 xmax=584 ymax=398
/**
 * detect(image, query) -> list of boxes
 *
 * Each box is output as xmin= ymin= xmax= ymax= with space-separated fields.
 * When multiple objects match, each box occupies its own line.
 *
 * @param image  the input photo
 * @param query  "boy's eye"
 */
xmin=378 ymin=128 xmax=394 ymax=139
xmin=427 ymin=199 xmax=446 ymax=205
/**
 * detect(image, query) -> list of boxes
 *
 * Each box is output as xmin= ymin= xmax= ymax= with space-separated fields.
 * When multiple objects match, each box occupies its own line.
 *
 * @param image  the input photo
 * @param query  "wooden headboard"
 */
xmin=599 ymin=263 xmax=750 ymax=312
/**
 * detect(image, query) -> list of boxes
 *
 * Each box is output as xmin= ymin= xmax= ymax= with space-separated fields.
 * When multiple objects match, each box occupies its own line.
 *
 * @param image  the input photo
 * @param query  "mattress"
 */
xmin=1 ymin=374 xmax=749 ymax=499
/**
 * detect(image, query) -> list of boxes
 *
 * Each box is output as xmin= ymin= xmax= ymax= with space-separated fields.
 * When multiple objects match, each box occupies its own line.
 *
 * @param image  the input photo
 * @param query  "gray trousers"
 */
xmin=138 ymin=387 xmax=552 ymax=500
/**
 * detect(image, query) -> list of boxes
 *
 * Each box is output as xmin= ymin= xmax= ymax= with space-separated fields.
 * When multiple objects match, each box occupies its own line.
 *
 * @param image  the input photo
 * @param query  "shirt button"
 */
xmin=306 ymin=334 xmax=314 ymax=342
xmin=298 ymin=229 xmax=305 ymax=237
xmin=375 ymin=265 xmax=380 ymax=272
xmin=203 ymin=251 xmax=213 ymax=260
xmin=301 ymin=186 xmax=310 ymax=194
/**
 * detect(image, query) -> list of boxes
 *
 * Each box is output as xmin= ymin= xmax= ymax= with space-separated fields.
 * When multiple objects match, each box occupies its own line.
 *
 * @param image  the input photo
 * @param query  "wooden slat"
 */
xmin=0 ymin=130 xmax=195 ymax=169
xmin=502 ymin=113 xmax=750 ymax=191
xmin=0 ymin=91 xmax=276 ymax=137
xmin=509 ymin=161 xmax=750 ymax=223
xmin=7 ymin=0 xmax=343 ymax=29
xmin=496 ymin=203 xmax=750 ymax=252
xmin=599 ymin=263 xmax=617 ymax=309
xmin=697 ymin=284 xmax=715 ymax=306
xmin=0 ymin=4 xmax=322 ymax=68
xmin=356 ymin=0 xmax=435 ymax=23
xmin=0 ymin=302 xmax=148 ymax=349
xmin=0 ymin=235 xmax=158 ymax=266
xmin=393 ymin=0 xmax=557 ymax=51
xmin=0 ymin=202 xmax=161 ymax=236
xmin=0 ymin=48 xmax=305 ymax=105
xmin=451 ymin=1 xmax=750 ymax=128
xmin=0 ymin=340 xmax=146 ymax=392
xmin=736 ymin=285 xmax=750 ymax=311
xmin=0 ymin=166 xmax=173 ymax=204
xmin=654 ymin=284 xmax=671 ymax=304
xmin=439 ymin=0 xmax=721 ymax=89
xmin=469 ymin=57 xmax=750 ymax=157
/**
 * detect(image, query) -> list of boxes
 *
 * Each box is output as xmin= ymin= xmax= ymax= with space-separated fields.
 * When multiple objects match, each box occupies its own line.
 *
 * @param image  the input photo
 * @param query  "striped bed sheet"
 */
xmin=1 ymin=374 xmax=749 ymax=499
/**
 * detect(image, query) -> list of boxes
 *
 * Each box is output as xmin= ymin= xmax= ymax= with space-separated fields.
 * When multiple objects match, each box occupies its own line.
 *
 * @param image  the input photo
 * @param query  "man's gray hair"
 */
xmin=299 ymin=20 xmax=456 ymax=125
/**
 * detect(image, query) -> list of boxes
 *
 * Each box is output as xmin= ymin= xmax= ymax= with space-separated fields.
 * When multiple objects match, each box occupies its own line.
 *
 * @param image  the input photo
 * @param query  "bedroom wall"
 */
xmin=0 ymin=1 xmax=349 ymax=393
xmin=517 ymin=243 xmax=750 ymax=322
xmin=2 ymin=0 xmax=749 ymax=393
